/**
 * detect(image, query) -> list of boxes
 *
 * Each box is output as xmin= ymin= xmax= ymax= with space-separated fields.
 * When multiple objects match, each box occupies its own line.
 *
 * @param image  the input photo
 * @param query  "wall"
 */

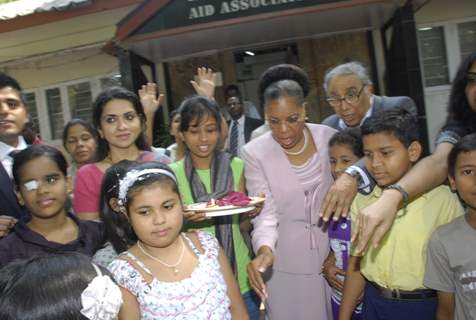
xmin=164 ymin=30 xmax=372 ymax=124
xmin=415 ymin=0 xmax=476 ymax=150
xmin=298 ymin=31 xmax=372 ymax=123
xmin=0 ymin=5 xmax=136 ymax=89
xmin=415 ymin=0 xmax=476 ymax=24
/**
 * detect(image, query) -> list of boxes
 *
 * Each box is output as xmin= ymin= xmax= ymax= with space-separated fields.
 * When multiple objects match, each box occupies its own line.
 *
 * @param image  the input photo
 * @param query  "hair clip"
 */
xmin=117 ymin=169 xmax=176 ymax=205
xmin=80 ymin=264 xmax=123 ymax=320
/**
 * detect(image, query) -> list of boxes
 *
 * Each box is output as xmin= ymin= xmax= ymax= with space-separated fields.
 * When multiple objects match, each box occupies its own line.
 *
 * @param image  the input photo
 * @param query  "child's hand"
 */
xmin=0 ymin=215 xmax=17 ymax=238
xmin=247 ymin=246 xmax=274 ymax=302
xmin=183 ymin=211 xmax=209 ymax=223
xmin=322 ymin=263 xmax=345 ymax=291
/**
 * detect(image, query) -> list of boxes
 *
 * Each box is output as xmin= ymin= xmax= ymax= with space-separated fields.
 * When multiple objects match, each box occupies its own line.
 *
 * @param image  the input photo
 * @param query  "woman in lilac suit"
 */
xmin=243 ymin=65 xmax=336 ymax=319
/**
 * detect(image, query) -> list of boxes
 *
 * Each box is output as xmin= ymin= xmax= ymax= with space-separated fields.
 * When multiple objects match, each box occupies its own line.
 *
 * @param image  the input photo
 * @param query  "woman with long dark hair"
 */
xmin=73 ymin=87 xmax=170 ymax=221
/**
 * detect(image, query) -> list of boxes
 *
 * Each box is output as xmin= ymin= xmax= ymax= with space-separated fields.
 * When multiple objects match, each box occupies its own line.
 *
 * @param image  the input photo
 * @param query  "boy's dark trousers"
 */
xmin=362 ymin=281 xmax=437 ymax=320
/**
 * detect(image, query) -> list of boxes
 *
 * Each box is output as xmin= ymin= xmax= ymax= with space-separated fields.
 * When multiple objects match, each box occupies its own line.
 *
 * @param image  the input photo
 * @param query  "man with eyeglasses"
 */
xmin=322 ymin=62 xmax=416 ymax=130
xmin=321 ymin=62 xmax=416 ymax=192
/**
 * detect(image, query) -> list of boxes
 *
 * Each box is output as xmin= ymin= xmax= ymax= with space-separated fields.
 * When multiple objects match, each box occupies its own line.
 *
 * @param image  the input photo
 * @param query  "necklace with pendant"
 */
xmin=137 ymin=235 xmax=185 ymax=275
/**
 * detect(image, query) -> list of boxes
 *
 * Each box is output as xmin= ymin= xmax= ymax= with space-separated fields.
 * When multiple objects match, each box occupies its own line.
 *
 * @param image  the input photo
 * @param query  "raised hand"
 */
xmin=190 ymin=67 xmax=216 ymax=99
xmin=138 ymin=82 xmax=164 ymax=115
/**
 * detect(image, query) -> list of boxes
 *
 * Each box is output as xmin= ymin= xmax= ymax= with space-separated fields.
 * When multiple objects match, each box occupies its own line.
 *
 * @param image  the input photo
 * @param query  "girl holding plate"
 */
xmin=169 ymin=95 xmax=261 ymax=319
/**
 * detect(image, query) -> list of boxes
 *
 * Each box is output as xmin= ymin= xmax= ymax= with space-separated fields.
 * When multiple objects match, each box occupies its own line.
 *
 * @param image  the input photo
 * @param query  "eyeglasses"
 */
xmin=326 ymin=86 xmax=366 ymax=107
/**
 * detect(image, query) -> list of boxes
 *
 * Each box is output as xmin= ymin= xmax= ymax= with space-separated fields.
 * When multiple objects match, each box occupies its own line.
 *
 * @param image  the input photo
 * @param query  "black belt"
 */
xmin=368 ymin=281 xmax=437 ymax=300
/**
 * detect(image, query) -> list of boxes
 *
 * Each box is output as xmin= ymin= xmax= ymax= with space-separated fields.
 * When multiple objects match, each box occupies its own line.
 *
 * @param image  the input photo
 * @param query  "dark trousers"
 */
xmin=363 ymin=282 xmax=437 ymax=320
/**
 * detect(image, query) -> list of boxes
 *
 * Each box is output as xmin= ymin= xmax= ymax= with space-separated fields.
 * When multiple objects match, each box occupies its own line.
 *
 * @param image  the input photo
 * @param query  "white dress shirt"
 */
xmin=0 ymin=136 xmax=28 ymax=178
xmin=226 ymin=115 xmax=246 ymax=158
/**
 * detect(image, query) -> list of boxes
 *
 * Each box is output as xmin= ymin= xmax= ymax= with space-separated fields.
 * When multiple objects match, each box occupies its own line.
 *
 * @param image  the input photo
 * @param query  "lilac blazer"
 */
xmin=242 ymin=123 xmax=337 ymax=274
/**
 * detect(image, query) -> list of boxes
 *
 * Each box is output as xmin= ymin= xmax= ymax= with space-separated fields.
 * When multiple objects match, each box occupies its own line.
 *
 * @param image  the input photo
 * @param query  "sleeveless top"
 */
xmin=107 ymin=231 xmax=231 ymax=320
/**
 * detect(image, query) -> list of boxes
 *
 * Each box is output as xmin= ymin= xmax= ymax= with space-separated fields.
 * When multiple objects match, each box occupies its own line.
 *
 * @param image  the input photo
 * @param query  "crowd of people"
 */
xmin=0 ymin=51 xmax=474 ymax=320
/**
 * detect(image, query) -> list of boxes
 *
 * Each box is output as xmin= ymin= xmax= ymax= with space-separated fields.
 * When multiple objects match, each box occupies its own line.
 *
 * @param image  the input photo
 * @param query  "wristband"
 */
xmin=385 ymin=184 xmax=409 ymax=208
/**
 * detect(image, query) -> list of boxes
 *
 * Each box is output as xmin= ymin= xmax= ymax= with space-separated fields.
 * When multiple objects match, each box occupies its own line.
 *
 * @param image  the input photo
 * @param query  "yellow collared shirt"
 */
xmin=350 ymin=185 xmax=463 ymax=291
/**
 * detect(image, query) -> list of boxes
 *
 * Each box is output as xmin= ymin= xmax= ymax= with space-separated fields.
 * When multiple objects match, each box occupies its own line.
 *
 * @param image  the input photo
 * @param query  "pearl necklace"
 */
xmin=283 ymin=128 xmax=309 ymax=156
xmin=137 ymin=236 xmax=185 ymax=275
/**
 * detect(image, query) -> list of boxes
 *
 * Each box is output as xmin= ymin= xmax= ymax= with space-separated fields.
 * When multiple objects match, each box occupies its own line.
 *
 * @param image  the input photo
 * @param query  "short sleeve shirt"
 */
xmin=350 ymin=185 xmax=463 ymax=290
xmin=424 ymin=215 xmax=476 ymax=320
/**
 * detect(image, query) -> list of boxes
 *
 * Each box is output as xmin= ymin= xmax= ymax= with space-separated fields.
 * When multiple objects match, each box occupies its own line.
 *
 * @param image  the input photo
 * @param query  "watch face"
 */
xmin=346 ymin=168 xmax=358 ymax=177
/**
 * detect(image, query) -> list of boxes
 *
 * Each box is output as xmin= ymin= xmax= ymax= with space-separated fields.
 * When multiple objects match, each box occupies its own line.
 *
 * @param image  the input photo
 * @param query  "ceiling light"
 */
xmin=245 ymin=51 xmax=255 ymax=56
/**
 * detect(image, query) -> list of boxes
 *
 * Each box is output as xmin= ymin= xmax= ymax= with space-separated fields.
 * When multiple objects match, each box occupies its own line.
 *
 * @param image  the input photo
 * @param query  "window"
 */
xmin=45 ymin=88 xmax=64 ymax=140
xmin=100 ymin=74 xmax=121 ymax=89
xmin=68 ymin=82 xmax=92 ymax=123
xmin=458 ymin=21 xmax=476 ymax=61
xmin=418 ymin=26 xmax=449 ymax=87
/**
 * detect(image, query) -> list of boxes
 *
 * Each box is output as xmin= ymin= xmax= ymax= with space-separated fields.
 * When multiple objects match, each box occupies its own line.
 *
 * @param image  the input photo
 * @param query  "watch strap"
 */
xmin=385 ymin=184 xmax=409 ymax=208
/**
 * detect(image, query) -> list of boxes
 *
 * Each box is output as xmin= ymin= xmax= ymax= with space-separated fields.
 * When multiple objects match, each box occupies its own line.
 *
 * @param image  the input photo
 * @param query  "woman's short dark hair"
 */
xmin=263 ymin=79 xmax=305 ymax=109
xmin=258 ymin=64 xmax=310 ymax=107
xmin=447 ymin=133 xmax=476 ymax=178
xmin=12 ymin=145 xmax=68 ymax=186
xmin=0 ymin=252 xmax=107 ymax=320
xmin=62 ymin=118 xmax=98 ymax=150
xmin=99 ymin=160 xmax=137 ymax=253
xmin=178 ymin=95 xmax=222 ymax=134
xmin=445 ymin=52 xmax=476 ymax=131
xmin=329 ymin=128 xmax=364 ymax=158
xmin=92 ymin=86 xmax=150 ymax=161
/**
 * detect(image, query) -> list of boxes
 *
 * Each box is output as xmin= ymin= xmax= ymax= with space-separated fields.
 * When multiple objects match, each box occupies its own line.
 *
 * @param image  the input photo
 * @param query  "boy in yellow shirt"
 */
xmin=339 ymin=108 xmax=463 ymax=320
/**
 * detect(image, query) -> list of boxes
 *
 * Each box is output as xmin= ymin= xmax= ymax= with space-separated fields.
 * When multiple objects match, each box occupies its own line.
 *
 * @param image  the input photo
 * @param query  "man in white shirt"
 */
xmin=223 ymin=84 xmax=262 ymax=121
xmin=225 ymin=93 xmax=263 ymax=158
xmin=0 ymin=72 xmax=31 ymax=231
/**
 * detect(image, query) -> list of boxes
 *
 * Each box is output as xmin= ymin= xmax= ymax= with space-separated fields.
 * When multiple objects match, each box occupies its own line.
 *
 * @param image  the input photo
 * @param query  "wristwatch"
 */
xmin=385 ymin=184 xmax=409 ymax=208
xmin=344 ymin=166 xmax=362 ymax=184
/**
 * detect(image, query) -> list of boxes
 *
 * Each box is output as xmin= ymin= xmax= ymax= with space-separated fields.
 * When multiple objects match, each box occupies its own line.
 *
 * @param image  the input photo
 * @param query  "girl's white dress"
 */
xmin=108 ymin=231 xmax=231 ymax=319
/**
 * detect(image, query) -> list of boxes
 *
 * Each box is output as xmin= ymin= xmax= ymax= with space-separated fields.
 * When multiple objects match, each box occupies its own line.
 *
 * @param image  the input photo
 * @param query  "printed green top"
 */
xmin=170 ymin=158 xmax=252 ymax=294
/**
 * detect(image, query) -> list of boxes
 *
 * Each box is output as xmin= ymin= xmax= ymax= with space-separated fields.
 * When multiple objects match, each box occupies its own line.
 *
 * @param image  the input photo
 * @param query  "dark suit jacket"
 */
xmin=228 ymin=116 xmax=264 ymax=144
xmin=321 ymin=95 xmax=417 ymax=130
xmin=0 ymin=163 xmax=28 ymax=221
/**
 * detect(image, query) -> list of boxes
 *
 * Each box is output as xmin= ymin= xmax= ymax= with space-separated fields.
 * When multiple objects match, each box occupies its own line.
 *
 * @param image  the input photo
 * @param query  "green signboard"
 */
xmin=132 ymin=0 xmax=345 ymax=36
